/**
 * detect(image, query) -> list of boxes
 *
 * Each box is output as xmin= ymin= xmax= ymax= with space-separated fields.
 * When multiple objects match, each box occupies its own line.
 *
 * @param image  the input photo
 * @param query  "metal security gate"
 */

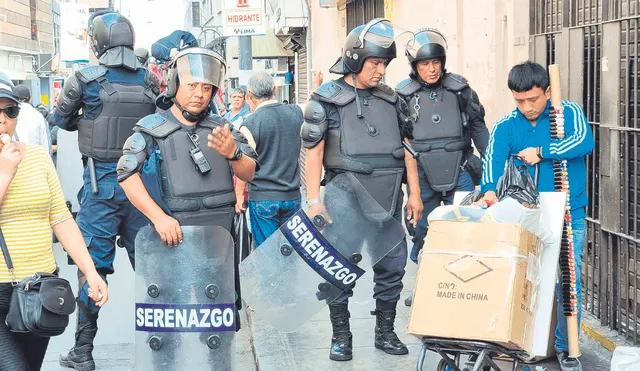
xmin=346 ymin=0 xmax=385 ymax=33
xmin=531 ymin=0 xmax=640 ymax=344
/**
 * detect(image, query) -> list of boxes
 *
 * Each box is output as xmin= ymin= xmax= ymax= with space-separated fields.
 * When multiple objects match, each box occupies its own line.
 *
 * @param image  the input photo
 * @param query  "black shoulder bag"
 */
xmin=1 ymin=228 xmax=76 ymax=337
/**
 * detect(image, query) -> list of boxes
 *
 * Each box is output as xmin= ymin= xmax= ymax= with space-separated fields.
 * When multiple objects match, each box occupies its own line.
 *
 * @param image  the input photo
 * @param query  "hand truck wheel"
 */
xmin=436 ymin=359 xmax=450 ymax=371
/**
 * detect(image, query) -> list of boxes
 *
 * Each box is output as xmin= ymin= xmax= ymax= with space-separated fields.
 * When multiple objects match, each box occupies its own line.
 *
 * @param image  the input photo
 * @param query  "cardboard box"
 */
xmin=407 ymin=220 xmax=543 ymax=353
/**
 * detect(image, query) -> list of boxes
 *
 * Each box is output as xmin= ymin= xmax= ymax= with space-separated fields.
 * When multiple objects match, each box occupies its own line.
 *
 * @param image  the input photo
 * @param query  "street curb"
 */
xmin=580 ymin=314 xmax=627 ymax=354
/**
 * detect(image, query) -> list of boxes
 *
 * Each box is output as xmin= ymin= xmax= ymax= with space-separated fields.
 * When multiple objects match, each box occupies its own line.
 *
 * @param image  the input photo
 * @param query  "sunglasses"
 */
xmin=0 ymin=106 xmax=20 ymax=119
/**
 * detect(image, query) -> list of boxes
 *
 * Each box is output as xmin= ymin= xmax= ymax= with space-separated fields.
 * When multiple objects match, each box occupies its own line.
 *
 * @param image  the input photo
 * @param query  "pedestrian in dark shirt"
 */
xmin=235 ymin=72 xmax=304 ymax=246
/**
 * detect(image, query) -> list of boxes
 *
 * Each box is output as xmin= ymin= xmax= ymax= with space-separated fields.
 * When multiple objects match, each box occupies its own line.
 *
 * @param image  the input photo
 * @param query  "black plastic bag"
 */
xmin=233 ymin=211 xmax=252 ymax=317
xmin=233 ymin=211 xmax=252 ymax=262
xmin=496 ymin=157 xmax=540 ymax=206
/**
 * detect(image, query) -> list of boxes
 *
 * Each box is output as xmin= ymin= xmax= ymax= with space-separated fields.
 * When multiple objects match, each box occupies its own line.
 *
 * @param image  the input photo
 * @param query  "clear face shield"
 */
xmin=357 ymin=18 xmax=413 ymax=50
xmin=173 ymin=48 xmax=226 ymax=91
xmin=405 ymin=28 xmax=448 ymax=60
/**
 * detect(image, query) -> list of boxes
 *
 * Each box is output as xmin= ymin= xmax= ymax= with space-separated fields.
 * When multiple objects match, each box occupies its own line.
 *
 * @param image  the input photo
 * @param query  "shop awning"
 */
xmin=227 ymin=30 xmax=294 ymax=59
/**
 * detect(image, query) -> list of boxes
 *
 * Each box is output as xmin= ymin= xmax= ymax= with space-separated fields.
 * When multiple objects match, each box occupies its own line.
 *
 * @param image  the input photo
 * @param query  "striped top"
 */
xmin=0 ymin=144 xmax=71 ymax=282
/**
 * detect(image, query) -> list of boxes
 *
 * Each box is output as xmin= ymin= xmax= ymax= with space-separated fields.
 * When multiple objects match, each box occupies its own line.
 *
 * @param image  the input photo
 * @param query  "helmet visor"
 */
xmin=174 ymin=48 xmax=226 ymax=90
xmin=406 ymin=29 xmax=448 ymax=59
xmin=360 ymin=19 xmax=412 ymax=49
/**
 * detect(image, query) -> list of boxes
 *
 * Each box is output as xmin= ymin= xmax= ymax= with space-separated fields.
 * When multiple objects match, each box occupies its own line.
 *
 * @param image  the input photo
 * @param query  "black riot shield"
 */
xmin=135 ymin=225 xmax=236 ymax=371
xmin=239 ymin=173 xmax=406 ymax=333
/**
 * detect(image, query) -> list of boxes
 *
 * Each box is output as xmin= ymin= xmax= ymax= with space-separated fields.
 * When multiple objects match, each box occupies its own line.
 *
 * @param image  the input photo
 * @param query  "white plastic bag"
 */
xmin=611 ymin=346 xmax=640 ymax=371
xmin=427 ymin=197 xmax=554 ymax=246
xmin=485 ymin=197 xmax=555 ymax=246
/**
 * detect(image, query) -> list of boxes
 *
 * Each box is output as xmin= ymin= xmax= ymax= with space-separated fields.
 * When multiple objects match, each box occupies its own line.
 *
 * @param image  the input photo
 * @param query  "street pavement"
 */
xmin=41 ymin=243 xmax=256 ymax=371
xmin=248 ymin=262 xmax=612 ymax=371
xmin=41 ymin=242 xmax=611 ymax=371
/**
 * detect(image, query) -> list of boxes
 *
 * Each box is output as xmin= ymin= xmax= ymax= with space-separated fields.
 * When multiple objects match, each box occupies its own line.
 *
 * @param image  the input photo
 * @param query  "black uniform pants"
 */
xmin=327 ymin=192 xmax=408 ymax=306
xmin=0 ymin=283 xmax=50 ymax=371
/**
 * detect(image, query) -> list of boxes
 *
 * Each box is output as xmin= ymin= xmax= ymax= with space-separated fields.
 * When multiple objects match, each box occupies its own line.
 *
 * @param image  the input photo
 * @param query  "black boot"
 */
xmin=329 ymin=305 xmax=353 ymax=361
xmin=372 ymin=302 xmax=408 ymax=355
xmin=59 ymin=324 xmax=97 ymax=371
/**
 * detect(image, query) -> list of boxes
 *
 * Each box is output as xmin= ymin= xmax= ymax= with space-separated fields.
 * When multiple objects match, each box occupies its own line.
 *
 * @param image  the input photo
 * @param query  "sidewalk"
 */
xmin=40 ymin=242 xmax=613 ymax=371
xmin=41 ymin=308 xmax=258 ymax=371
xmin=41 ymin=244 xmax=258 ymax=371
xmin=248 ymin=261 xmax=612 ymax=371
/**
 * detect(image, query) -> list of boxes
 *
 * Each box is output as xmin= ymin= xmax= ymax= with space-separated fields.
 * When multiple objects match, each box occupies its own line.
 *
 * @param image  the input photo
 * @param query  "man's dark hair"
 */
xmin=14 ymin=84 xmax=31 ymax=102
xmin=507 ymin=61 xmax=550 ymax=92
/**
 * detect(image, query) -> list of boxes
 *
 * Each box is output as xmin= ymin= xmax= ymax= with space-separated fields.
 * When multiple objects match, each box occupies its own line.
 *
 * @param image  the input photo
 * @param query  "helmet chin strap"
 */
xmin=352 ymin=74 xmax=364 ymax=119
xmin=172 ymin=98 xmax=211 ymax=122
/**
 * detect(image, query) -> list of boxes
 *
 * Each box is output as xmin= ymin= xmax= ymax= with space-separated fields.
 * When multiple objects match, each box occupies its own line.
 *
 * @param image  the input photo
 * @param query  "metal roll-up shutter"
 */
xmin=297 ymin=47 xmax=309 ymax=193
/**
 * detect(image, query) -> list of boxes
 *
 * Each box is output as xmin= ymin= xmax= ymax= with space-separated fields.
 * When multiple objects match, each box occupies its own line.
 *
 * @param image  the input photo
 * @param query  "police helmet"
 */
xmin=88 ymin=11 xmax=135 ymax=58
xmin=330 ymin=18 xmax=400 ymax=75
xmin=13 ymin=84 xmax=31 ymax=103
xmin=405 ymin=28 xmax=448 ymax=73
xmin=157 ymin=47 xmax=226 ymax=119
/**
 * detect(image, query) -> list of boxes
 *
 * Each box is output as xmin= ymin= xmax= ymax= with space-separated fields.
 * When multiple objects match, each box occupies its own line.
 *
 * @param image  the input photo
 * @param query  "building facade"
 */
xmin=312 ymin=0 xmax=530 ymax=126
xmin=0 ymin=0 xmax=56 ymax=105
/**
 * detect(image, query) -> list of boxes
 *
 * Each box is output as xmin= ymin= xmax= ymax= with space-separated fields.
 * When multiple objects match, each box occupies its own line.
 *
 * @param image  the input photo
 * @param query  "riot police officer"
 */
xmin=54 ymin=11 xmax=159 ymax=370
xmin=302 ymin=19 xmax=423 ymax=361
xmin=117 ymin=46 xmax=258 ymax=236
xmin=117 ymin=45 xmax=257 ymax=370
xmin=396 ymin=28 xmax=489 ymax=306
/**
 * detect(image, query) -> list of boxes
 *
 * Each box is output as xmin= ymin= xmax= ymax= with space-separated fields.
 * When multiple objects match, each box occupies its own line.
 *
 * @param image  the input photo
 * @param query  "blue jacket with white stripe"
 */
xmin=481 ymin=100 xmax=594 ymax=220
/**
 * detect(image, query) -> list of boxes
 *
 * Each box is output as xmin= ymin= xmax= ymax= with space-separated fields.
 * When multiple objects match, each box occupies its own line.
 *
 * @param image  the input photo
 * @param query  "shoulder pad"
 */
xmin=441 ymin=73 xmax=469 ymax=92
xmin=75 ymin=65 xmax=108 ymax=84
xmin=199 ymin=115 xmax=228 ymax=130
xmin=304 ymin=100 xmax=327 ymax=124
xmin=313 ymin=80 xmax=356 ymax=106
xmin=134 ymin=113 xmax=180 ymax=138
xmin=372 ymin=83 xmax=397 ymax=104
xmin=395 ymin=78 xmax=422 ymax=97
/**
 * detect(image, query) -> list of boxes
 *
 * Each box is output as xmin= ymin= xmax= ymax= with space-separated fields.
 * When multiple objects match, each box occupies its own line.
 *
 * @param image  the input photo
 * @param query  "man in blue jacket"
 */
xmin=479 ymin=61 xmax=594 ymax=371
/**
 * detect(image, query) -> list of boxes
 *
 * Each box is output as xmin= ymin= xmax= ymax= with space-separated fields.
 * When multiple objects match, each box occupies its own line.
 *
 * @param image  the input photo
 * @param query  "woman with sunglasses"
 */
xmin=0 ymin=72 xmax=109 ymax=371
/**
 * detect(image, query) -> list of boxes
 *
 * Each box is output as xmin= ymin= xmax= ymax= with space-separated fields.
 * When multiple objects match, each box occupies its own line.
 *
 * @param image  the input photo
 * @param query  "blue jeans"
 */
xmin=555 ymin=217 xmax=585 ymax=353
xmin=74 ymin=161 xmax=149 ymax=325
xmin=248 ymin=199 xmax=301 ymax=246
xmin=405 ymin=170 xmax=476 ymax=263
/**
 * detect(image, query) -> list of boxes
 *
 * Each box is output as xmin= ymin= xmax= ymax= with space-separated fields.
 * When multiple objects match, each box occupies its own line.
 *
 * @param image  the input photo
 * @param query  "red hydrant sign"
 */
xmin=222 ymin=0 xmax=266 ymax=37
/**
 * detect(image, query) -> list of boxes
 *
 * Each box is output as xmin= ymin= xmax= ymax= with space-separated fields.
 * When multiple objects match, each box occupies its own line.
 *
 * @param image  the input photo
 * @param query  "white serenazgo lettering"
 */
xmin=285 ymin=215 xmax=360 ymax=287
xmin=137 ymin=307 xmax=235 ymax=329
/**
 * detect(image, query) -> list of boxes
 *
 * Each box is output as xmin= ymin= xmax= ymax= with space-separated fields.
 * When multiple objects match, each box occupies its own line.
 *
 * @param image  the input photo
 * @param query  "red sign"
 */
xmin=238 ymin=0 xmax=248 ymax=7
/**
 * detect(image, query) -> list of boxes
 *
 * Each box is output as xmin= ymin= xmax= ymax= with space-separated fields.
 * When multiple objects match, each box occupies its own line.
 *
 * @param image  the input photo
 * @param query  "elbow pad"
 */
xmin=56 ymin=75 xmax=83 ymax=116
xmin=300 ymin=100 xmax=328 ymax=149
xmin=117 ymin=132 xmax=148 ymax=182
